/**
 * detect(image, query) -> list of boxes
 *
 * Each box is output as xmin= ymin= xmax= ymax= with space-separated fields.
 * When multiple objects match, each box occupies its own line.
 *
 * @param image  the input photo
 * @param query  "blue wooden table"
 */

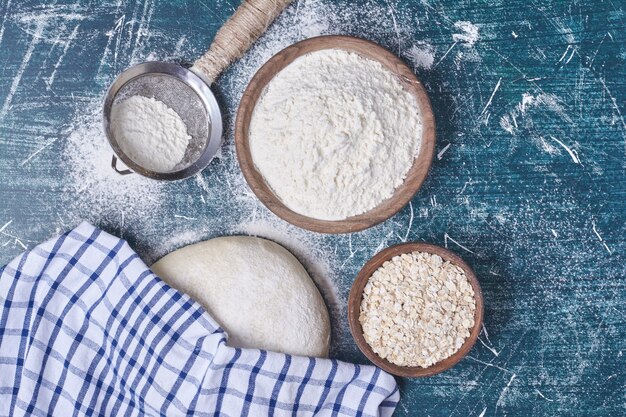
xmin=0 ymin=0 xmax=624 ymax=415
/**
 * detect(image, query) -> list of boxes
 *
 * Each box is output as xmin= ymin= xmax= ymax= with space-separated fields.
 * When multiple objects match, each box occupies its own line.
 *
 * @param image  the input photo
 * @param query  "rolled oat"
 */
xmin=359 ymin=251 xmax=476 ymax=368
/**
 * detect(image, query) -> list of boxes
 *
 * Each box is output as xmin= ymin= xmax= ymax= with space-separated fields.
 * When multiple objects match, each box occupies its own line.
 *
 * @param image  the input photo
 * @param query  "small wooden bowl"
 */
xmin=235 ymin=35 xmax=436 ymax=234
xmin=348 ymin=242 xmax=484 ymax=377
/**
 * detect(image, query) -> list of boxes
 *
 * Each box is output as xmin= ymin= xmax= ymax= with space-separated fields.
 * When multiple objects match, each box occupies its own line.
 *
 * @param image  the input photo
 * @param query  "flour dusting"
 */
xmin=63 ymin=103 xmax=167 ymax=221
xmin=406 ymin=43 xmax=435 ymax=70
xmin=453 ymin=21 xmax=480 ymax=46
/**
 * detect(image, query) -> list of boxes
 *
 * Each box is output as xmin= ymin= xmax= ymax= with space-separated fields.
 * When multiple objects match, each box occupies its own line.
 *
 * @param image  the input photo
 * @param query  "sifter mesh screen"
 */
xmin=111 ymin=73 xmax=209 ymax=172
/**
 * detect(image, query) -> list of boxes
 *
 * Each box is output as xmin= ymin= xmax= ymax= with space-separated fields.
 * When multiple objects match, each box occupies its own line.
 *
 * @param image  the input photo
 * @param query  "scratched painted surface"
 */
xmin=0 ymin=0 xmax=624 ymax=415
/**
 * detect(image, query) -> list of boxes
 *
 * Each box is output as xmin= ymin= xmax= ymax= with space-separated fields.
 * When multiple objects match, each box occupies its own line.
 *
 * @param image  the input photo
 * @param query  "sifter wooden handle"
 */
xmin=192 ymin=0 xmax=293 ymax=83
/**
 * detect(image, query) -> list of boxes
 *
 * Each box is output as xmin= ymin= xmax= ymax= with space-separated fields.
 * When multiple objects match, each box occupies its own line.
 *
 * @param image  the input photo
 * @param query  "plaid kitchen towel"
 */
xmin=0 ymin=222 xmax=399 ymax=417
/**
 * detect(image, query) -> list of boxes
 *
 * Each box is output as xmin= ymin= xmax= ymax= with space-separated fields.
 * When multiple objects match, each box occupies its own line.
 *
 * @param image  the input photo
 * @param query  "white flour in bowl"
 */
xmin=249 ymin=49 xmax=422 ymax=221
xmin=111 ymin=96 xmax=191 ymax=173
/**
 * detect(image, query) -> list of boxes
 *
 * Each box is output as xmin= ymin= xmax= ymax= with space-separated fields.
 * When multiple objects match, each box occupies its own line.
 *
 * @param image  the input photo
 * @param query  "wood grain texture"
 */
xmin=235 ymin=35 xmax=436 ymax=233
xmin=348 ymin=242 xmax=483 ymax=377
xmin=0 ymin=0 xmax=624 ymax=416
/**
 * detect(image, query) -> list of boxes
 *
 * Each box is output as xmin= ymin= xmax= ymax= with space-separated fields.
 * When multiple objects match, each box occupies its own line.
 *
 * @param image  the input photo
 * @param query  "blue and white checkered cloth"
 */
xmin=0 ymin=222 xmax=399 ymax=416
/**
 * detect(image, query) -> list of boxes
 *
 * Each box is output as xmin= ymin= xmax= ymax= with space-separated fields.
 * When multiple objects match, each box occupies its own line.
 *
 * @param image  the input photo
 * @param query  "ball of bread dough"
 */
xmin=151 ymin=236 xmax=331 ymax=357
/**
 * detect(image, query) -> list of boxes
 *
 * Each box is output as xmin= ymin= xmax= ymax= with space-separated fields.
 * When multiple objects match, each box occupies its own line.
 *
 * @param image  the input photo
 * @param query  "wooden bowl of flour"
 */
xmin=235 ymin=35 xmax=436 ymax=234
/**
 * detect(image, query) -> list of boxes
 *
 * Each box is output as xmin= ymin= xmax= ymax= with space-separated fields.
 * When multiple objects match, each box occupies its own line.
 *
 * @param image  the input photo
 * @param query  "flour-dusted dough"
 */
xmin=151 ymin=236 xmax=331 ymax=357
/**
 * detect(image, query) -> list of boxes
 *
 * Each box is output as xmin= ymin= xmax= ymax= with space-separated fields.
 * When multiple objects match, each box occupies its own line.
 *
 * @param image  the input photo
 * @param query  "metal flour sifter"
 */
xmin=103 ymin=0 xmax=292 ymax=180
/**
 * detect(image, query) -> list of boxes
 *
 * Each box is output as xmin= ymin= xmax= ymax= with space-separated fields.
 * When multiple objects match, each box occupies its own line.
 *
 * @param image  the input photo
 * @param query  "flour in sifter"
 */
xmin=249 ymin=49 xmax=422 ymax=221
xmin=111 ymin=96 xmax=191 ymax=173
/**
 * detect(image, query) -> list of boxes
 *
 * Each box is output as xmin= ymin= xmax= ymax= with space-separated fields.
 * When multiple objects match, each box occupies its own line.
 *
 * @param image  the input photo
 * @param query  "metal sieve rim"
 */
xmin=103 ymin=61 xmax=223 ymax=181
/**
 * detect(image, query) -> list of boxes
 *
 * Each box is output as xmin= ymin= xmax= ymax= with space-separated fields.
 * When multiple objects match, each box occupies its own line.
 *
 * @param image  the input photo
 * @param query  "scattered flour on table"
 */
xmin=249 ymin=49 xmax=423 ymax=220
xmin=62 ymin=102 xmax=168 ymax=231
xmin=452 ymin=21 xmax=480 ymax=46
xmin=406 ymin=43 xmax=435 ymax=70
xmin=111 ymin=95 xmax=190 ymax=172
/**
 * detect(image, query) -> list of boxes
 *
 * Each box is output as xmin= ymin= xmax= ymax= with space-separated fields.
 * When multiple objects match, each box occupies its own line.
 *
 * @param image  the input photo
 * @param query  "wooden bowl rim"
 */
xmin=347 ymin=242 xmax=484 ymax=377
xmin=235 ymin=35 xmax=436 ymax=234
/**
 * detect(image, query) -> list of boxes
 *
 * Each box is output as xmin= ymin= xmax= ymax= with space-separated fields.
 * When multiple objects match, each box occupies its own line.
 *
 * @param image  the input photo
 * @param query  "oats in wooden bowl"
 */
xmin=348 ymin=243 xmax=483 ymax=377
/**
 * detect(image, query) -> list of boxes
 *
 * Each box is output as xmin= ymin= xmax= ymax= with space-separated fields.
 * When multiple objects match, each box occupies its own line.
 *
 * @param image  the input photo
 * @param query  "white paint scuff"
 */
xmin=535 ymin=389 xmax=555 ymax=402
xmin=0 ymin=21 xmax=44 ymax=118
xmin=478 ymin=337 xmax=500 ymax=357
xmin=0 ymin=220 xmax=13 ymax=233
xmin=46 ymin=24 xmax=80 ymax=89
xmin=479 ymin=77 xmax=502 ymax=117
xmin=433 ymin=41 xmax=458 ymax=68
xmin=549 ymin=135 xmax=580 ymax=164
xmin=591 ymin=221 xmax=612 ymax=255
xmin=0 ymin=0 xmax=12 ymax=46
xmin=495 ymin=374 xmax=517 ymax=412
xmin=20 ymin=137 xmax=59 ymax=166
xmin=437 ymin=143 xmax=451 ymax=160
xmin=444 ymin=233 xmax=476 ymax=254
